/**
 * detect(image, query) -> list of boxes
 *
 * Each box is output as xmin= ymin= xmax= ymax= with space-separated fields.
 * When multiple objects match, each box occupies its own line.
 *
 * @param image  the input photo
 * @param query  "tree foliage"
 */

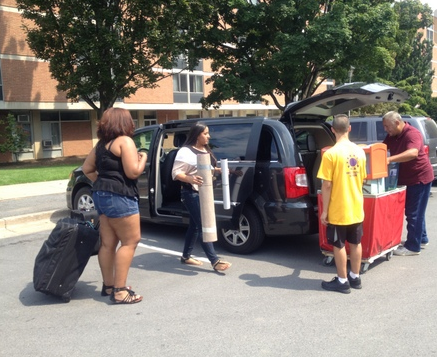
xmin=0 ymin=114 xmax=29 ymax=161
xmin=379 ymin=0 xmax=433 ymax=116
xmin=198 ymin=0 xmax=433 ymax=111
xmin=17 ymin=0 xmax=213 ymax=117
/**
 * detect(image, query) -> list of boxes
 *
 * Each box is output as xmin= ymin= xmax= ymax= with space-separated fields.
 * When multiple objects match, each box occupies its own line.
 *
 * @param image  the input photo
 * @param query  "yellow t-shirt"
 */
xmin=317 ymin=141 xmax=367 ymax=225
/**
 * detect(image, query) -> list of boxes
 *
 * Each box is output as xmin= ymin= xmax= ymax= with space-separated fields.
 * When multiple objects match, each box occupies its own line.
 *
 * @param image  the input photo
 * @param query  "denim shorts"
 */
xmin=92 ymin=190 xmax=139 ymax=218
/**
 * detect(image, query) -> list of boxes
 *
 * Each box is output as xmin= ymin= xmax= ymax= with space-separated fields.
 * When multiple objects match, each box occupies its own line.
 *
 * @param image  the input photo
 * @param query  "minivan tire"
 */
xmin=218 ymin=205 xmax=264 ymax=254
xmin=74 ymin=186 xmax=94 ymax=211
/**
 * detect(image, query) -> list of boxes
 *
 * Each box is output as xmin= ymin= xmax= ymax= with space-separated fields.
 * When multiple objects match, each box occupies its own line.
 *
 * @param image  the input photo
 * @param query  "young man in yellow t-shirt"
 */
xmin=317 ymin=114 xmax=367 ymax=294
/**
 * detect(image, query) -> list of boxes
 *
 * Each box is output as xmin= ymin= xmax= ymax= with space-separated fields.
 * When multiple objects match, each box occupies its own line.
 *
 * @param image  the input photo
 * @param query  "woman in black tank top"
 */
xmin=83 ymin=108 xmax=147 ymax=304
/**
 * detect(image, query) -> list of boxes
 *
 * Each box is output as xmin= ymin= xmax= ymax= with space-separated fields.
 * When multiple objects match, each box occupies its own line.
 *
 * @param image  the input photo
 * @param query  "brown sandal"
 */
xmin=101 ymin=284 xmax=131 ymax=297
xmin=101 ymin=283 xmax=114 ymax=297
xmin=110 ymin=287 xmax=142 ymax=304
xmin=212 ymin=260 xmax=232 ymax=271
xmin=181 ymin=256 xmax=203 ymax=266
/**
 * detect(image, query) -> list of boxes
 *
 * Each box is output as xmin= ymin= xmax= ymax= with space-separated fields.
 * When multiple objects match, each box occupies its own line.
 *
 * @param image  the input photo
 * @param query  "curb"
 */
xmin=0 ymin=209 xmax=70 ymax=229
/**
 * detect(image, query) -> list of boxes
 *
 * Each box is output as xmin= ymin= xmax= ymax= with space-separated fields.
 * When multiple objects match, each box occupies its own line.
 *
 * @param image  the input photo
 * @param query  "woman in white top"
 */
xmin=172 ymin=122 xmax=232 ymax=272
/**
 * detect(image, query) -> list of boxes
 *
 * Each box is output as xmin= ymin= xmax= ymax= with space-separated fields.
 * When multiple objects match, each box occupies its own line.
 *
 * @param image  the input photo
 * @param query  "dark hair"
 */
xmin=97 ymin=108 xmax=135 ymax=143
xmin=185 ymin=122 xmax=207 ymax=146
xmin=184 ymin=121 xmax=217 ymax=166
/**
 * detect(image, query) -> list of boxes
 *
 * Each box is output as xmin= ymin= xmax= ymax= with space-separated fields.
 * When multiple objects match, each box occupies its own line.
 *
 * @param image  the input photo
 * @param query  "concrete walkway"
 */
xmin=0 ymin=179 xmax=69 ymax=201
xmin=0 ymin=180 xmax=70 ymax=239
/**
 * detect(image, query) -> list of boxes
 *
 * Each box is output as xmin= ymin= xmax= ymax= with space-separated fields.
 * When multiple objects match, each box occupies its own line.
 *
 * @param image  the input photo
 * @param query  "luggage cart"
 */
xmin=318 ymin=187 xmax=406 ymax=274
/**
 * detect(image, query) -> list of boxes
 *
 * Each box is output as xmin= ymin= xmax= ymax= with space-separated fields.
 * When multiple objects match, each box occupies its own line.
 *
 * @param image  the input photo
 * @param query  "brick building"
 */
xmin=0 ymin=1 xmax=350 ymax=163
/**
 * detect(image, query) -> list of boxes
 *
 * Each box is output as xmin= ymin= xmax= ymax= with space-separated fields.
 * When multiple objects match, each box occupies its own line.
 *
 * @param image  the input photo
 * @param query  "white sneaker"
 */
xmin=421 ymin=242 xmax=429 ymax=249
xmin=394 ymin=246 xmax=420 ymax=256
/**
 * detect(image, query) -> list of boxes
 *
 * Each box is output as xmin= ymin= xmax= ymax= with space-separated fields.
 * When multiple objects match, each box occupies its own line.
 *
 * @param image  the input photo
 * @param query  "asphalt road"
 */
xmin=1 ymin=191 xmax=437 ymax=356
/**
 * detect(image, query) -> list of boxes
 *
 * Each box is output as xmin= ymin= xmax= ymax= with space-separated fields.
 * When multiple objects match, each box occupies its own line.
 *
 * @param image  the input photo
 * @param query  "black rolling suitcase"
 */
xmin=70 ymin=209 xmax=100 ymax=256
xmin=33 ymin=217 xmax=100 ymax=302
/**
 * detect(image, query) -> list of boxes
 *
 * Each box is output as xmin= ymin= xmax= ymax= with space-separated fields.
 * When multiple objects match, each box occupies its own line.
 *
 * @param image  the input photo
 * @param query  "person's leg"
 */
xmin=181 ymin=191 xmax=219 ymax=263
xmin=181 ymin=189 xmax=201 ymax=258
xmin=180 ymin=189 xmax=225 ymax=267
xmin=404 ymin=183 xmax=431 ymax=252
xmin=420 ymin=184 xmax=431 ymax=245
xmin=108 ymin=213 xmax=141 ymax=288
xmin=200 ymin=241 xmax=219 ymax=264
xmin=98 ymin=214 xmax=118 ymax=289
xmin=348 ymin=243 xmax=362 ymax=275
xmin=333 ymin=246 xmax=348 ymax=279
xmin=421 ymin=218 xmax=429 ymax=245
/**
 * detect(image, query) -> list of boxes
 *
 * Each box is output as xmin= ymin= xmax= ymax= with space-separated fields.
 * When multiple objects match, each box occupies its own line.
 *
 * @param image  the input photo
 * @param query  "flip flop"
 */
xmin=180 ymin=256 xmax=203 ymax=266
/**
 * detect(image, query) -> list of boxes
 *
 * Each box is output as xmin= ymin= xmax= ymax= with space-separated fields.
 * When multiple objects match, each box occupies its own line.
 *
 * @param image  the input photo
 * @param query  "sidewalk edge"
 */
xmin=1 ymin=209 xmax=70 ymax=229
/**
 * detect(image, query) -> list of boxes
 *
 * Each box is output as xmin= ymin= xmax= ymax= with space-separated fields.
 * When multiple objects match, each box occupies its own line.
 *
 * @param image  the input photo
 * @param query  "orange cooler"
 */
xmin=361 ymin=143 xmax=387 ymax=179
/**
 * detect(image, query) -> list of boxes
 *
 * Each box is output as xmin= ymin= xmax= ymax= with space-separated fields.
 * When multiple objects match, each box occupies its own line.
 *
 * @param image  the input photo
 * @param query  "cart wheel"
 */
xmin=62 ymin=295 xmax=71 ymax=303
xmin=323 ymin=256 xmax=335 ymax=266
xmin=360 ymin=263 xmax=369 ymax=274
xmin=386 ymin=251 xmax=394 ymax=261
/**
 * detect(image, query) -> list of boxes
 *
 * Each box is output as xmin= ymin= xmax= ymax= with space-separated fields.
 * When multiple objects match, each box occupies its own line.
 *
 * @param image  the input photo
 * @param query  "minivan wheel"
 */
xmin=74 ymin=186 xmax=94 ymax=211
xmin=219 ymin=205 xmax=265 ymax=254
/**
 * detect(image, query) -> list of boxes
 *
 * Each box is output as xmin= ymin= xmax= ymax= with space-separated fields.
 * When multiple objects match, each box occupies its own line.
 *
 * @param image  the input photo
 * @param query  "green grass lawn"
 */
xmin=0 ymin=163 xmax=80 ymax=186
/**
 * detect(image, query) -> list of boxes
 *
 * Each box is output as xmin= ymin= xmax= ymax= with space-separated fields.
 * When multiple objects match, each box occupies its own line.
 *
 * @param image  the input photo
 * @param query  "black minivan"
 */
xmin=66 ymin=83 xmax=409 ymax=253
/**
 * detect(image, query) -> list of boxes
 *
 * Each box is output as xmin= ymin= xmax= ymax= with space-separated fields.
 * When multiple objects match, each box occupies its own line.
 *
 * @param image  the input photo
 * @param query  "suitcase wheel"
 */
xmin=322 ymin=256 xmax=335 ymax=266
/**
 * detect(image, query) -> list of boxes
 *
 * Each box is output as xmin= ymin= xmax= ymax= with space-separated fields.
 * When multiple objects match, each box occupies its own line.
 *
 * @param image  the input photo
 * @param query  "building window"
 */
xmin=143 ymin=111 xmax=157 ymax=127
xmin=60 ymin=111 xmax=89 ymax=121
xmin=174 ymin=55 xmax=203 ymax=71
xmin=173 ymin=73 xmax=204 ymax=103
xmin=41 ymin=121 xmax=61 ymax=149
xmin=218 ymin=110 xmax=232 ymax=117
xmin=12 ymin=113 xmax=33 ymax=150
xmin=427 ymin=25 xmax=434 ymax=42
xmin=40 ymin=110 xmax=90 ymax=121
xmin=144 ymin=119 xmax=157 ymax=126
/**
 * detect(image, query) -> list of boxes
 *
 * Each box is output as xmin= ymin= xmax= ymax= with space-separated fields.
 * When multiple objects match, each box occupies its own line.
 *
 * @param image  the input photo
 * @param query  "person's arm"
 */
xmin=320 ymin=179 xmax=332 ymax=226
xmin=172 ymin=160 xmax=203 ymax=186
xmin=172 ymin=153 xmax=203 ymax=187
xmin=387 ymin=148 xmax=418 ymax=164
xmin=112 ymin=136 xmax=147 ymax=179
xmin=174 ymin=171 xmax=203 ymax=186
xmin=82 ymin=147 xmax=98 ymax=182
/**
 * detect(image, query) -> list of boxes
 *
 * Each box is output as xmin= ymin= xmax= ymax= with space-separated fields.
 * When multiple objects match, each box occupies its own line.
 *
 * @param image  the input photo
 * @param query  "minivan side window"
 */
xmin=376 ymin=121 xmax=387 ymax=141
xmin=257 ymin=129 xmax=279 ymax=161
xmin=133 ymin=130 xmax=154 ymax=151
xmin=208 ymin=123 xmax=253 ymax=160
xmin=349 ymin=121 xmax=368 ymax=142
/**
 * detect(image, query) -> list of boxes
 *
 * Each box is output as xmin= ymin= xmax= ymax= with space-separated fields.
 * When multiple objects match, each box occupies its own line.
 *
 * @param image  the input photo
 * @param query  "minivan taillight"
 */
xmin=284 ymin=167 xmax=309 ymax=199
xmin=424 ymin=144 xmax=429 ymax=156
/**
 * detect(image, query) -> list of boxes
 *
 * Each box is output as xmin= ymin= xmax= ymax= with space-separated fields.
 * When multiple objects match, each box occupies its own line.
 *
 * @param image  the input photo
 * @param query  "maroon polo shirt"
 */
xmin=383 ymin=123 xmax=434 ymax=186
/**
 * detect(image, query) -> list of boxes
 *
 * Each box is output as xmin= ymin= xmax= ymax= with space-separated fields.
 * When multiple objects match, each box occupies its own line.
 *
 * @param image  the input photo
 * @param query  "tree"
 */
xmin=381 ymin=0 xmax=433 ymax=115
xmin=198 ymin=0 xmax=432 ymax=111
xmin=0 ymin=114 xmax=29 ymax=161
xmin=17 ymin=0 xmax=213 ymax=118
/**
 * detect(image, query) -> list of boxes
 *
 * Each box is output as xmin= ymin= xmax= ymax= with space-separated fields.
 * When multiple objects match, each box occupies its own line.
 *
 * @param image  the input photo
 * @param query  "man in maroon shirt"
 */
xmin=383 ymin=111 xmax=433 ymax=256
